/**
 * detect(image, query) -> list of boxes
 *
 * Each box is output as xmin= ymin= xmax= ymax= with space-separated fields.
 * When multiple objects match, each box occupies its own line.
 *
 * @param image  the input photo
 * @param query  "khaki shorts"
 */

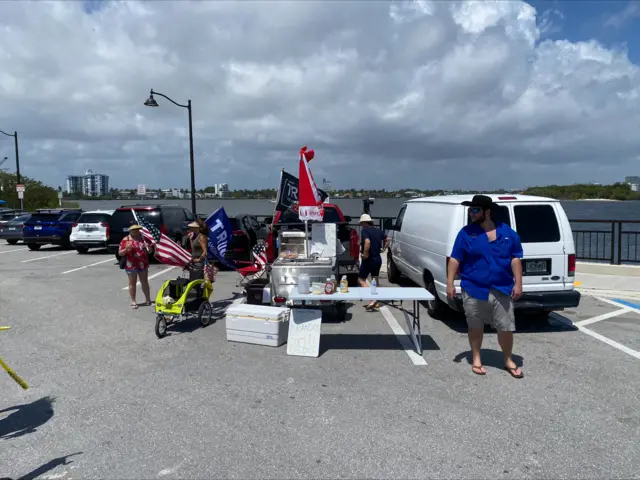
xmin=462 ymin=289 xmax=515 ymax=332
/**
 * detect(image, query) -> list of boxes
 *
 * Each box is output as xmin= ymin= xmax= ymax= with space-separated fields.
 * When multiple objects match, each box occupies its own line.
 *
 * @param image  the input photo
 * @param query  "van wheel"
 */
xmin=387 ymin=254 xmax=401 ymax=284
xmin=426 ymin=280 xmax=445 ymax=318
xmin=27 ymin=244 xmax=41 ymax=251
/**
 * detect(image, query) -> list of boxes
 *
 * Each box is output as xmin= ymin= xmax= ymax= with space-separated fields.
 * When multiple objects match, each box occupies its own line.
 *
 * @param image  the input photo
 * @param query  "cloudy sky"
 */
xmin=1 ymin=0 xmax=640 ymax=192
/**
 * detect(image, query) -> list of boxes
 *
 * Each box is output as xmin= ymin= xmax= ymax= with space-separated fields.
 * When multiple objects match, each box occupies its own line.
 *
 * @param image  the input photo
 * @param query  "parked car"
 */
xmin=0 ymin=210 xmax=26 ymax=224
xmin=0 ymin=213 xmax=31 ymax=244
xmin=23 ymin=209 xmax=84 ymax=250
xmin=70 ymin=210 xmax=114 ymax=253
xmin=219 ymin=214 xmax=268 ymax=265
xmin=386 ymin=194 xmax=581 ymax=321
xmin=107 ymin=204 xmax=197 ymax=260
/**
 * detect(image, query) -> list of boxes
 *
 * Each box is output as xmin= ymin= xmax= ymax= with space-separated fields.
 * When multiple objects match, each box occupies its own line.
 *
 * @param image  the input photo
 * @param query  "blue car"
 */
xmin=23 ymin=209 xmax=83 ymax=251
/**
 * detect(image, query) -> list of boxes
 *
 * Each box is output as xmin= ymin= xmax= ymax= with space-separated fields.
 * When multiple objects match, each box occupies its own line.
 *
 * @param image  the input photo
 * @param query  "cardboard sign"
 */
xmin=286 ymin=308 xmax=322 ymax=357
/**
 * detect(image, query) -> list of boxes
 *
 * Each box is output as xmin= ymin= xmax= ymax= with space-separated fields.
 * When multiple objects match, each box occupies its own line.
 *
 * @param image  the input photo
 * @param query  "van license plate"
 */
xmin=526 ymin=260 xmax=548 ymax=274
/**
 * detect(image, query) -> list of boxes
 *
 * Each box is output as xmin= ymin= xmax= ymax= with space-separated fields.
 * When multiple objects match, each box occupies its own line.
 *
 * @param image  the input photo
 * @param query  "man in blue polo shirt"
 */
xmin=446 ymin=195 xmax=524 ymax=379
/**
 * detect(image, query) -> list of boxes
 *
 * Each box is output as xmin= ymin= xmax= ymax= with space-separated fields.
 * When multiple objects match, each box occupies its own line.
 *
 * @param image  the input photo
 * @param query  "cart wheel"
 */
xmin=198 ymin=302 xmax=213 ymax=327
xmin=155 ymin=314 xmax=168 ymax=338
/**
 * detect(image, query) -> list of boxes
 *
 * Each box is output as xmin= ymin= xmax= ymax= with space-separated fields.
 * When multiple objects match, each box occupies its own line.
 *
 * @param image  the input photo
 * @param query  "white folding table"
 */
xmin=288 ymin=287 xmax=434 ymax=355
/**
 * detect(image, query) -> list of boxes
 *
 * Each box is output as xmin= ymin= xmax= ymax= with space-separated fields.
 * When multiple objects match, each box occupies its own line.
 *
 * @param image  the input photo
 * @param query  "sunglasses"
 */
xmin=469 ymin=207 xmax=483 ymax=214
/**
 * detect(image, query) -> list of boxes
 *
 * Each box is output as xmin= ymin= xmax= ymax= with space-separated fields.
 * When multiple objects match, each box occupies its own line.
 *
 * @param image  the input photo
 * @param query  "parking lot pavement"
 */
xmin=1 ymin=242 xmax=640 ymax=479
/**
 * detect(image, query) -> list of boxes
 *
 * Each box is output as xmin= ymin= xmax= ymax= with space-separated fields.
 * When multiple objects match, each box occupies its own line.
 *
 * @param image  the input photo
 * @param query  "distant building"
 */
xmin=66 ymin=169 xmax=109 ymax=197
xmin=215 ymin=183 xmax=230 ymax=198
xmin=66 ymin=176 xmax=83 ymax=195
xmin=625 ymin=176 xmax=640 ymax=184
xmin=631 ymin=184 xmax=639 ymax=192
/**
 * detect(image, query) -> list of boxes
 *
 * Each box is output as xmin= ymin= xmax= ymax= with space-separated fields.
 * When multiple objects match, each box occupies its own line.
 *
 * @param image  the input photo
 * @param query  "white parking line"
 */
xmin=121 ymin=266 xmax=176 ymax=290
xmin=594 ymin=295 xmax=640 ymax=315
xmin=574 ymin=308 xmax=632 ymax=327
xmin=62 ymin=258 xmax=115 ymax=275
xmin=379 ymin=305 xmax=428 ymax=366
xmin=0 ymin=248 xmax=27 ymax=254
xmin=551 ymin=313 xmax=640 ymax=360
xmin=21 ymin=250 xmax=76 ymax=263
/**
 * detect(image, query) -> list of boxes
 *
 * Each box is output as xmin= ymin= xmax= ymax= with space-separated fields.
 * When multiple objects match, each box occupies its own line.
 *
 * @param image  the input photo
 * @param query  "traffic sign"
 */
xmin=57 ymin=191 xmax=63 ymax=199
xmin=17 ymin=191 xmax=24 ymax=199
xmin=16 ymin=184 xmax=25 ymax=193
xmin=137 ymin=184 xmax=146 ymax=196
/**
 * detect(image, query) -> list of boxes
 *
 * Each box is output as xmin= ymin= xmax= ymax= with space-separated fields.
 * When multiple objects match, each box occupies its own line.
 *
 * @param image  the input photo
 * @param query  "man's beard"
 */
xmin=472 ymin=213 xmax=485 ymax=225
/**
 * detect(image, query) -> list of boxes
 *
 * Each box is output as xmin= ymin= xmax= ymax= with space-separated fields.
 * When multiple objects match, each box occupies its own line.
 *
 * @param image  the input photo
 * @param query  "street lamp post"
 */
xmin=143 ymin=89 xmax=197 ymax=215
xmin=0 ymin=129 xmax=22 ymax=210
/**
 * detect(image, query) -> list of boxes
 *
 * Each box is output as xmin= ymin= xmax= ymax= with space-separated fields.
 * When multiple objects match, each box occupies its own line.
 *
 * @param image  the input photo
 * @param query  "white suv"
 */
xmin=70 ymin=210 xmax=114 ymax=254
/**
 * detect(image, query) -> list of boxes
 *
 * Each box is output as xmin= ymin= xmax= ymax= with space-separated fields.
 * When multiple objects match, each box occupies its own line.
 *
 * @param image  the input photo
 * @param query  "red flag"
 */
xmin=298 ymin=146 xmax=324 ymax=221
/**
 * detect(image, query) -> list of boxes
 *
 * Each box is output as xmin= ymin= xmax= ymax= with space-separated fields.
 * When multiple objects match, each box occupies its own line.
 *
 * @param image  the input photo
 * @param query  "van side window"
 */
xmin=395 ymin=206 xmax=407 ymax=231
xmin=514 ymin=205 xmax=560 ymax=243
xmin=467 ymin=205 xmax=511 ymax=226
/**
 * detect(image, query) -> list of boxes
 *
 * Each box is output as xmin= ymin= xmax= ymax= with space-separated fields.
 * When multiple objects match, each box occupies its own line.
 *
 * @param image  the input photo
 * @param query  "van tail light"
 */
xmin=273 ymin=296 xmax=286 ymax=304
xmin=568 ymin=254 xmax=576 ymax=277
xmin=446 ymin=256 xmax=460 ymax=280
xmin=349 ymin=230 xmax=359 ymax=260
xmin=72 ymin=223 xmax=78 ymax=228
xmin=101 ymin=222 xmax=110 ymax=238
xmin=160 ymin=224 xmax=167 ymax=235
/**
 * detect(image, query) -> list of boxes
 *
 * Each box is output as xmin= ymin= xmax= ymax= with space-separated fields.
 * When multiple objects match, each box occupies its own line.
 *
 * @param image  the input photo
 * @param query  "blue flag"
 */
xmin=204 ymin=207 xmax=237 ymax=270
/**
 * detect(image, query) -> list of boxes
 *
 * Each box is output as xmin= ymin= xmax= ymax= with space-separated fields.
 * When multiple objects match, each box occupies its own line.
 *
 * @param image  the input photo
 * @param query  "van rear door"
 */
xmin=512 ymin=203 xmax=565 ymax=293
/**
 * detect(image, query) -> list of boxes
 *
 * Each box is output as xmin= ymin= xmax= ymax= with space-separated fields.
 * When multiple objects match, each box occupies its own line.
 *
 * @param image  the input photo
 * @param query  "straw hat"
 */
xmin=188 ymin=221 xmax=200 ymax=228
xmin=128 ymin=224 xmax=143 ymax=231
xmin=359 ymin=214 xmax=373 ymax=223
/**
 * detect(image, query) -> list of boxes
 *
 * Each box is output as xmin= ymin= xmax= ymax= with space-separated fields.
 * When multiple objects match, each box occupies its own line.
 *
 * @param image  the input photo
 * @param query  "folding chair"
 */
xmin=235 ymin=260 xmax=267 ymax=287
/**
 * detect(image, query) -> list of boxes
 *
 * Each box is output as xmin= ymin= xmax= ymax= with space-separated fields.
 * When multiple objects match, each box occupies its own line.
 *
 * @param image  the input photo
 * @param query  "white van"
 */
xmin=386 ymin=194 xmax=581 ymax=319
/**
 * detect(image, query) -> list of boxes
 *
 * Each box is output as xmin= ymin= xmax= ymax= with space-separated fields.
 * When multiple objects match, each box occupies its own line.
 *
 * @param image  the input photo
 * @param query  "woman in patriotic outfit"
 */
xmin=118 ymin=224 xmax=153 ymax=309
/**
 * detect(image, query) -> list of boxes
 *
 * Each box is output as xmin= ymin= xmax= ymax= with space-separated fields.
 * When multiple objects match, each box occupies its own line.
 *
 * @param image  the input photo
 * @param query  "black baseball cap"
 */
xmin=461 ymin=194 xmax=496 ymax=210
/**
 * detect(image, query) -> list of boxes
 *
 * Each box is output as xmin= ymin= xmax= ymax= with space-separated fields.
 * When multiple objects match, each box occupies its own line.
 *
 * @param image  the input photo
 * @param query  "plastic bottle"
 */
xmin=330 ymin=274 xmax=337 ymax=293
xmin=298 ymin=273 xmax=310 ymax=294
xmin=370 ymin=278 xmax=377 ymax=295
xmin=340 ymin=275 xmax=349 ymax=293
xmin=324 ymin=278 xmax=334 ymax=295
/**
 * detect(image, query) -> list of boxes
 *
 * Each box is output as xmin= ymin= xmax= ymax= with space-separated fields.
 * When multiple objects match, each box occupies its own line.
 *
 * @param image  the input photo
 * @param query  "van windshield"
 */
xmin=514 ymin=205 xmax=560 ymax=243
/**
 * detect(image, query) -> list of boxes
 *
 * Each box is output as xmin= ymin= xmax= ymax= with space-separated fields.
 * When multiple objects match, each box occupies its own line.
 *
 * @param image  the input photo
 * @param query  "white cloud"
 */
xmin=0 ymin=0 xmax=639 ymax=192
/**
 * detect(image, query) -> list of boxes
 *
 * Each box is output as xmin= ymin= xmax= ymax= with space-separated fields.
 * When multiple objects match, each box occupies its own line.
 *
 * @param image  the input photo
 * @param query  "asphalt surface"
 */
xmin=1 ymin=242 xmax=639 ymax=479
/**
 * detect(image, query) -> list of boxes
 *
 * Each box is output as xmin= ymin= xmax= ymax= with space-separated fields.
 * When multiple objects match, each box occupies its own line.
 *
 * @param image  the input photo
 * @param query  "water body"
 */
xmin=77 ymin=198 xmax=640 ymax=221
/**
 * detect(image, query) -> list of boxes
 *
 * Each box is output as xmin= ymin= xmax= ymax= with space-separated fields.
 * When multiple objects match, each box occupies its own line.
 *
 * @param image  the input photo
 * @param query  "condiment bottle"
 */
xmin=340 ymin=275 xmax=349 ymax=293
xmin=324 ymin=278 xmax=334 ymax=295
xmin=330 ymin=274 xmax=337 ymax=293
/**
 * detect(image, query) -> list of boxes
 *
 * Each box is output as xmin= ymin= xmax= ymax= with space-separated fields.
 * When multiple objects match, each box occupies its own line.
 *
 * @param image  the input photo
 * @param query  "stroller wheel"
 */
xmin=155 ymin=314 xmax=168 ymax=338
xmin=198 ymin=302 xmax=213 ymax=327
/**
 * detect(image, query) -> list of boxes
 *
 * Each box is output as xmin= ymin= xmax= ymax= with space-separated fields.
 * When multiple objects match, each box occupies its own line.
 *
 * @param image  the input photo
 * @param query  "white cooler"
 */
xmin=225 ymin=304 xmax=290 ymax=347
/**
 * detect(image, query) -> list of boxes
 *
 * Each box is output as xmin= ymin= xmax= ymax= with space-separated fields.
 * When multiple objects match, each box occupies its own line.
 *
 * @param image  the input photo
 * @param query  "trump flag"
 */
xmin=204 ymin=207 xmax=237 ymax=270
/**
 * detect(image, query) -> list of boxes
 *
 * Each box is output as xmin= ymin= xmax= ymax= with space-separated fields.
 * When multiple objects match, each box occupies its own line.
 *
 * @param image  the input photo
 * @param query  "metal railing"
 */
xmin=256 ymin=215 xmax=640 ymax=265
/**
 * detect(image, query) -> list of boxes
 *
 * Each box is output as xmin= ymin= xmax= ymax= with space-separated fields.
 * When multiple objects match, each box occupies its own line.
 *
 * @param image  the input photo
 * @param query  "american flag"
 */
xmin=132 ymin=210 xmax=192 ymax=267
xmin=252 ymin=243 xmax=268 ymax=268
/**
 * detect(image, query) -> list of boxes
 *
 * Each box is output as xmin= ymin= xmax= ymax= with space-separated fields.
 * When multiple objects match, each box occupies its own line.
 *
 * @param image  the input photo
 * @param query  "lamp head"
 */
xmin=143 ymin=90 xmax=159 ymax=107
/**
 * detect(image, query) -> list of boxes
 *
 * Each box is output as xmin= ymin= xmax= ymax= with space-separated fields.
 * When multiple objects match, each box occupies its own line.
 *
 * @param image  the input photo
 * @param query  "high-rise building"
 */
xmin=625 ymin=176 xmax=640 ymax=184
xmin=66 ymin=169 xmax=109 ymax=197
xmin=66 ymin=175 xmax=83 ymax=194
xmin=215 ymin=183 xmax=230 ymax=198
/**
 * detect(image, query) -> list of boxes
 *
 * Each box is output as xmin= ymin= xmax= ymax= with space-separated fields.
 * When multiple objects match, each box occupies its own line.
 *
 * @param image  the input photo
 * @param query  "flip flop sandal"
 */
xmin=365 ymin=304 xmax=379 ymax=312
xmin=130 ymin=303 xmax=138 ymax=310
xmin=505 ymin=366 xmax=524 ymax=378
xmin=472 ymin=366 xmax=486 ymax=375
